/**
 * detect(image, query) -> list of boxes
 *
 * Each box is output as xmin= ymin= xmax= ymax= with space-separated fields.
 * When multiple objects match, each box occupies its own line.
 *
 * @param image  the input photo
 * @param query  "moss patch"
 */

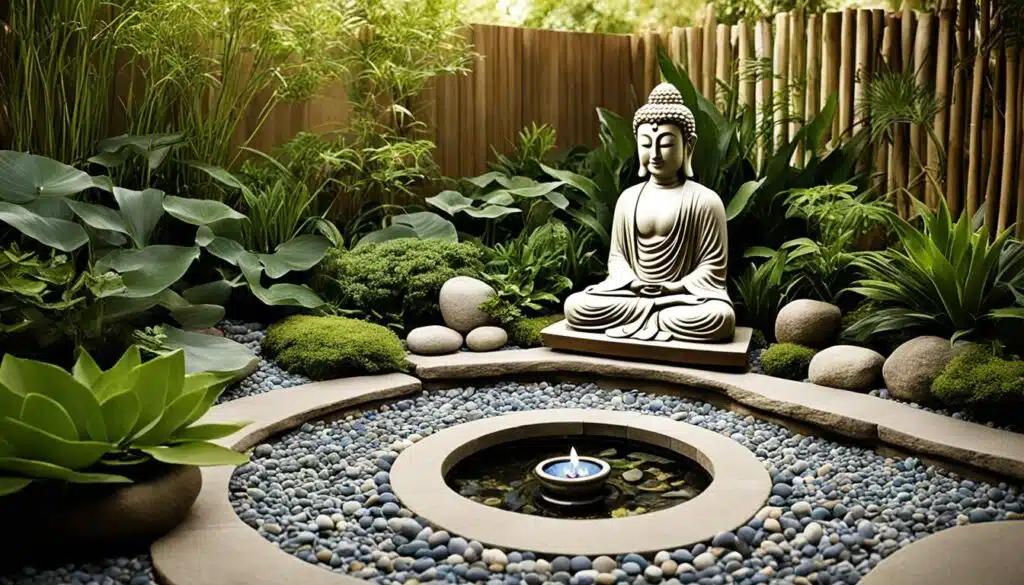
xmin=508 ymin=314 xmax=564 ymax=348
xmin=761 ymin=343 xmax=817 ymax=381
xmin=262 ymin=315 xmax=408 ymax=380
xmin=932 ymin=345 xmax=1024 ymax=413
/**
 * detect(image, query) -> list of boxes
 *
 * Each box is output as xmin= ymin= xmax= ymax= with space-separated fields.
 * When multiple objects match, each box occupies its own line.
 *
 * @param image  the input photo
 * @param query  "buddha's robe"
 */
xmin=564 ymin=180 xmax=735 ymax=342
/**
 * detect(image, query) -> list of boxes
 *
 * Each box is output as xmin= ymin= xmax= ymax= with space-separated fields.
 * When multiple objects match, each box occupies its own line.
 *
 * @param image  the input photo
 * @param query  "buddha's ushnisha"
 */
xmin=563 ymin=83 xmax=736 ymax=342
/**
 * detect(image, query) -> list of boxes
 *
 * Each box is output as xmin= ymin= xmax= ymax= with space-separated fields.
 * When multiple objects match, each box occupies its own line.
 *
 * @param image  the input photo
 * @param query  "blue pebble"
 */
xmin=381 ymin=502 xmax=401 ymax=517
xmin=508 ymin=552 xmax=523 ymax=563
xmin=570 ymin=556 xmax=592 ymax=572
xmin=812 ymin=507 xmax=831 ymax=520
xmin=467 ymin=568 xmax=491 ymax=581
xmin=622 ymin=562 xmax=642 ymax=576
xmin=768 ymin=495 xmax=787 ymax=506
xmin=737 ymin=526 xmax=757 ymax=544
xmin=412 ymin=558 xmax=436 ymax=573
xmin=968 ymin=509 xmax=993 ymax=523
xmin=622 ymin=554 xmax=648 ymax=568
xmin=711 ymin=532 xmax=735 ymax=547
xmin=823 ymin=544 xmax=845 ymax=559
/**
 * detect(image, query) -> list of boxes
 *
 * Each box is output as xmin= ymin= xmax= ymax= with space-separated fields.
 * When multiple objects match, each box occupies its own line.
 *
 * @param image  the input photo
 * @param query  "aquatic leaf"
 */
xmin=637 ymin=480 xmax=671 ymax=492
xmin=598 ymin=448 xmax=617 ymax=458
xmin=628 ymin=452 xmax=674 ymax=465
xmin=482 ymin=497 xmax=502 ymax=507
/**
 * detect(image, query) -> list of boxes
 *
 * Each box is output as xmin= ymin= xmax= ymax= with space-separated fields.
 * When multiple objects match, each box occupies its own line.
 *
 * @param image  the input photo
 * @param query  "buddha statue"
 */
xmin=563 ymin=82 xmax=736 ymax=343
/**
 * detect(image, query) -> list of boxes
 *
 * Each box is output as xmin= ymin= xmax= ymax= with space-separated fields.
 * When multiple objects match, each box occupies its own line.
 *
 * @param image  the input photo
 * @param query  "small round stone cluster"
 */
xmin=0 ymin=555 xmax=154 ymax=585
xmin=632 ymin=83 xmax=696 ymax=139
xmin=229 ymin=381 xmax=1023 ymax=585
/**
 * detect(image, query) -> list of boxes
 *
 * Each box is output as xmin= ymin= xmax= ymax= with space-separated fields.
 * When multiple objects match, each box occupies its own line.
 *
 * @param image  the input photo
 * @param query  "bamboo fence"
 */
xmin=236 ymin=1 xmax=1018 ymax=233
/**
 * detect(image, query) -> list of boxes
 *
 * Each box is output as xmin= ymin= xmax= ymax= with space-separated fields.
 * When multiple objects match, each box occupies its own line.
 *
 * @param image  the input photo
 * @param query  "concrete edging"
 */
xmin=390 ymin=409 xmax=771 ymax=555
xmin=150 ymin=349 xmax=1024 ymax=585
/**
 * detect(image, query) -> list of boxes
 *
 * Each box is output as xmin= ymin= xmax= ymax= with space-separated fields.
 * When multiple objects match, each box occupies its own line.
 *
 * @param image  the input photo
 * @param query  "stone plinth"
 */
xmin=540 ymin=320 xmax=752 ymax=369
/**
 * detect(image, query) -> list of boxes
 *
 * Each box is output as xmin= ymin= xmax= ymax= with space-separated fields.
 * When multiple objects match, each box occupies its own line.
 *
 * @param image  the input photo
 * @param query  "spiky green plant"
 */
xmin=0 ymin=346 xmax=249 ymax=496
xmin=846 ymin=198 xmax=1024 ymax=343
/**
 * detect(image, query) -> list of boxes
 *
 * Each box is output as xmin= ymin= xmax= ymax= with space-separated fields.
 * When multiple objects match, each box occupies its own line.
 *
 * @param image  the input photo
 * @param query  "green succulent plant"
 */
xmin=0 ymin=346 xmax=250 ymax=497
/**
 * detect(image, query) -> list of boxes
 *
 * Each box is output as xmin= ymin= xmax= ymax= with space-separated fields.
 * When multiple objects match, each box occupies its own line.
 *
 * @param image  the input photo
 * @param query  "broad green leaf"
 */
xmin=392 ymin=212 xmax=458 ymax=241
xmin=195 ymin=227 xmax=247 ymax=265
xmin=156 ymin=326 xmax=256 ymax=375
xmin=171 ymin=304 xmax=226 ymax=330
xmin=541 ymin=164 xmax=599 ymax=199
xmin=163 ymin=195 xmax=247 ymax=226
xmin=93 ymin=133 xmax=184 ymax=171
xmin=91 ymin=346 xmax=142 ymax=402
xmin=464 ymin=205 xmax=521 ymax=219
xmin=133 ymin=389 xmax=206 ymax=446
xmin=90 ymin=295 xmax=163 ymax=322
xmin=185 ymin=161 xmax=247 ymax=190
xmin=804 ymin=94 xmax=838 ymax=152
xmin=73 ymin=349 xmax=106 ymax=389
xmin=0 ymin=355 xmax=106 ymax=440
xmin=597 ymin=108 xmax=635 ymax=161
xmin=495 ymin=175 xmax=535 ymax=190
xmin=127 ymin=350 xmax=185 ymax=438
xmin=509 ymin=182 xmax=563 ymax=198
xmin=726 ymin=179 xmax=765 ymax=221
xmin=0 ymin=456 xmax=131 ymax=484
xmin=480 ymin=191 xmax=516 ymax=206
xmin=96 ymin=245 xmax=201 ymax=298
xmin=100 ymin=390 xmax=141 ymax=444
xmin=139 ymin=441 xmax=248 ymax=466
xmin=20 ymin=394 xmax=78 ymax=441
xmin=463 ymin=171 xmax=505 ymax=189
xmin=426 ymin=190 xmax=475 ymax=215
xmin=65 ymin=199 xmax=129 ymax=234
xmin=182 ymin=280 xmax=234 ymax=306
xmin=544 ymin=190 xmax=571 ymax=210
xmin=113 ymin=187 xmax=165 ymax=248
xmin=0 ymin=476 xmax=32 ymax=495
xmin=183 ymin=371 xmax=236 ymax=394
xmin=0 ymin=201 xmax=89 ymax=251
xmin=0 ymin=382 xmax=23 ymax=419
xmin=257 ymin=235 xmax=331 ymax=279
xmin=180 ymin=382 xmax=230 ymax=429
xmin=743 ymin=246 xmax=777 ymax=258
xmin=355 ymin=224 xmax=417 ymax=247
xmin=0 ymin=417 xmax=111 ymax=469
xmin=0 ymin=151 xmax=102 ymax=203
xmin=171 ymin=422 xmax=250 ymax=442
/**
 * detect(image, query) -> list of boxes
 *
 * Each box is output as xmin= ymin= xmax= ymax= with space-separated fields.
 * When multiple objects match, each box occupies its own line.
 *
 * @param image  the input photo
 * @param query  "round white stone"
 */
xmin=406 ymin=325 xmax=463 ymax=356
xmin=439 ymin=276 xmax=496 ymax=333
xmin=465 ymin=326 xmax=508 ymax=352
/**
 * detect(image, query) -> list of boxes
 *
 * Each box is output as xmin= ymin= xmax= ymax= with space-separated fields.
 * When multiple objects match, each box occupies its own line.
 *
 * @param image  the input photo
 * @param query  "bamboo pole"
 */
xmin=885 ymin=14 xmax=907 ymax=209
xmin=945 ymin=0 xmax=971 ymax=216
xmin=910 ymin=13 xmax=933 ymax=203
xmin=929 ymin=0 xmax=954 ymax=208
xmin=838 ymin=9 xmax=856 ymax=140
xmin=823 ymin=12 xmax=842 ymax=144
xmin=687 ymin=27 xmax=703 ymax=91
xmin=806 ymin=14 xmax=822 ymax=160
xmin=999 ymin=44 xmax=1018 ymax=233
xmin=966 ymin=0 xmax=990 ymax=220
xmin=773 ymin=12 xmax=791 ymax=148
xmin=702 ymin=6 xmax=718 ymax=98
xmin=870 ymin=9 xmax=886 ymax=188
xmin=644 ymin=31 xmax=660 ymax=95
xmin=670 ymin=26 xmax=685 ymax=64
xmin=853 ymin=10 xmax=872 ymax=136
xmin=755 ymin=19 xmax=773 ymax=169
xmin=738 ymin=22 xmax=756 ymax=112
xmin=790 ymin=9 xmax=806 ymax=165
xmin=716 ymin=23 xmax=730 ymax=110
xmin=1017 ymin=58 xmax=1024 ymax=237
xmin=984 ymin=40 xmax=1004 ymax=230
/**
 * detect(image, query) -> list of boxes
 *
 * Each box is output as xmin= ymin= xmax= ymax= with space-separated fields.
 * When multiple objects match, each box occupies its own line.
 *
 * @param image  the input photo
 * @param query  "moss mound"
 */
xmin=311 ymin=239 xmax=485 ymax=331
xmin=508 ymin=314 xmax=564 ymax=348
xmin=262 ymin=315 xmax=407 ymax=380
xmin=932 ymin=345 xmax=1024 ymax=414
xmin=761 ymin=343 xmax=817 ymax=380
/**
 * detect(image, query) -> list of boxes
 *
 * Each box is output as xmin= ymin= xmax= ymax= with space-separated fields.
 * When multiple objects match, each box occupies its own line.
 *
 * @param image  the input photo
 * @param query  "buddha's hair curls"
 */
xmin=632 ymin=82 xmax=697 ymax=140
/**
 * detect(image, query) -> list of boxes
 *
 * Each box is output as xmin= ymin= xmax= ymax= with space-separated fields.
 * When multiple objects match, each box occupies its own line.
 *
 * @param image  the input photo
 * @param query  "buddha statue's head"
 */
xmin=632 ymin=83 xmax=697 ymax=185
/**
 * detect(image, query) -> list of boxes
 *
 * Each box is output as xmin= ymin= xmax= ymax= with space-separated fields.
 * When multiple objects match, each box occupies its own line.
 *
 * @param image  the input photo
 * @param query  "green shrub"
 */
xmin=760 ymin=343 xmax=817 ymax=380
xmin=262 ymin=315 xmax=407 ymax=380
xmin=932 ymin=345 xmax=1024 ymax=414
xmin=311 ymin=239 xmax=485 ymax=331
xmin=508 ymin=314 xmax=564 ymax=348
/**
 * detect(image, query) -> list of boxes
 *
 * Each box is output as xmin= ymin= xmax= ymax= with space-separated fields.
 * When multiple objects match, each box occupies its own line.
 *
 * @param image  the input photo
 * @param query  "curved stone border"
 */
xmin=407 ymin=348 xmax=1024 ymax=481
xmin=860 ymin=520 xmax=1024 ymax=585
xmin=390 ymin=409 xmax=771 ymax=555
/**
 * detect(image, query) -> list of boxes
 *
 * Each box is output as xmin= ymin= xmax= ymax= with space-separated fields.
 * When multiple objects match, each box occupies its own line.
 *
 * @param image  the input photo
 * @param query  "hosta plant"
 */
xmin=0 ymin=346 xmax=249 ymax=497
xmin=846 ymin=198 xmax=1024 ymax=343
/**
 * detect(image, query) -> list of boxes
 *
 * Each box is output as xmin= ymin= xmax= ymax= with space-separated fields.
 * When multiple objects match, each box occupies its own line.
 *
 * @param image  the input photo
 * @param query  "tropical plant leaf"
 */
xmin=426 ymin=190 xmax=475 ymax=215
xmin=139 ymin=441 xmax=248 ymax=466
xmin=0 ymin=355 xmax=106 ymax=440
xmin=257 ymin=235 xmax=331 ymax=279
xmin=19 ymin=394 xmax=78 ymax=441
xmin=132 ymin=389 xmax=207 ymax=447
xmin=100 ymin=389 xmax=141 ymax=445
xmin=113 ymin=187 xmax=165 ymax=248
xmin=163 ymin=195 xmax=247 ymax=226
xmin=170 ymin=304 xmax=226 ymax=330
xmin=726 ymin=179 xmax=765 ymax=221
xmin=65 ymin=199 xmax=129 ymax=235
xmin=155 ymin=326 xmax=256 ymax=374
xmin=0 ymin=201 xmax=89 ymax=251
xmin=463 ymin=205 xmax=521 ymax=219
xmin=171 ymin=422 xmax=249 ymax=442
xmin=182 ymin=280 xmax=235 ymax=306
xmin=71 ymin=349 xmax=103 ymax=388
xmin=541 ymin=164 xmax=600 ymax=199
xmin=0 ymin=476 xmax=32 ymax=496
xmin=96 ymin=246 xmax=201 ymax=298
xmin=0 ymin=151 xmax=106 ymax=203
xmin=0 ymin=456 xmax=131 ymax=483
xmin=0 ymin=418 xmax=111 ymax=470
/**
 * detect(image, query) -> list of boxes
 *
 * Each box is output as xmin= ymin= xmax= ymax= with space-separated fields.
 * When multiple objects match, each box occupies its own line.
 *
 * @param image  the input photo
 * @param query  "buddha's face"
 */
xmin=637 ymin=123 xmax=692 ymax=184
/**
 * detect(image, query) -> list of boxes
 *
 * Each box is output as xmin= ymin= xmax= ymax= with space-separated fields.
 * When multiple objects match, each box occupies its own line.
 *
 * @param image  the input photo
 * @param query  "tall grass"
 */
xmin=0 ymin=0 xmax=122 ymax=164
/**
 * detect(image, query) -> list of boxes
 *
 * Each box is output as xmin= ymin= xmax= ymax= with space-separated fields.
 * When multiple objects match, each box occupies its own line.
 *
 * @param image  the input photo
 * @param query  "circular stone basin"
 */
xmin=447 ymin=435 xmax=710 ymax=518
xmin=391 ymin=408 xmax=771 ymax=555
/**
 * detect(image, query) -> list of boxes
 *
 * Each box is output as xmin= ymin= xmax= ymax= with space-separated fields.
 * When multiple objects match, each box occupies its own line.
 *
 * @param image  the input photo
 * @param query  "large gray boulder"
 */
xmin=406 ymin=325 xmax=463 ymax=356
xmin=808 ymin=345 xmax=885 ymax=391
xmin=882 ymin=336 xmax=955 ymax=403
xmin=466 ymin=326 xmax=508 ymax=352
xmin=775 ymin=299 xmax=842 ymax=348
xmin=439 ymin=276 xmax=496 ymax=334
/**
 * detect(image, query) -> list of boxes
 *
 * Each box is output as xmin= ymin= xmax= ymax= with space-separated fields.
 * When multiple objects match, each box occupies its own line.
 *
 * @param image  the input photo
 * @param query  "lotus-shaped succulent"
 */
xmin=0 ymin=346 xmax=250 ymax=496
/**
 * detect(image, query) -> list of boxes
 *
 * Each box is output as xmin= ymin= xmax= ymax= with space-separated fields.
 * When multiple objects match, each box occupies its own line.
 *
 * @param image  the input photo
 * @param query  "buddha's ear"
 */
xmin=682 ymin=146 xmax=695 ymax=178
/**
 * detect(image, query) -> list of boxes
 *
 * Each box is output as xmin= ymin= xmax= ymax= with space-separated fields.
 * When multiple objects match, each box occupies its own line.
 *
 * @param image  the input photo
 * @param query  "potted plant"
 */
xmin=0 ymin=345 xmax=250 ymax=566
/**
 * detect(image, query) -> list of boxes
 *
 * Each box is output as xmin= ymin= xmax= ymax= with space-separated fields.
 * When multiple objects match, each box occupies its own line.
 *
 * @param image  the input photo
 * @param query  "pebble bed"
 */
xmin=229 ymin=380 xmax=1023 ymax=585
xmin=217 ymin=321 xmax=311 ymax=403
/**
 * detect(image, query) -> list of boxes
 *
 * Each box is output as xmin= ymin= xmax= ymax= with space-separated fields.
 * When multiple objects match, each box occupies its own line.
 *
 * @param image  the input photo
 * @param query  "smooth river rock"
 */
xmin=466 ymin=326 xmax=508 ymax=352
xmin=775 ymin=299 xmax=842 ymax=348
xmin=406 ymin=325 xmax=463 ymax=356
xmin=808 ymin=345 xmax=885 ymax=391
xmin=882 ymin=336 xmax=954 ymax=403
xmin=439 ymin=276 xmax=496 ymax=334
